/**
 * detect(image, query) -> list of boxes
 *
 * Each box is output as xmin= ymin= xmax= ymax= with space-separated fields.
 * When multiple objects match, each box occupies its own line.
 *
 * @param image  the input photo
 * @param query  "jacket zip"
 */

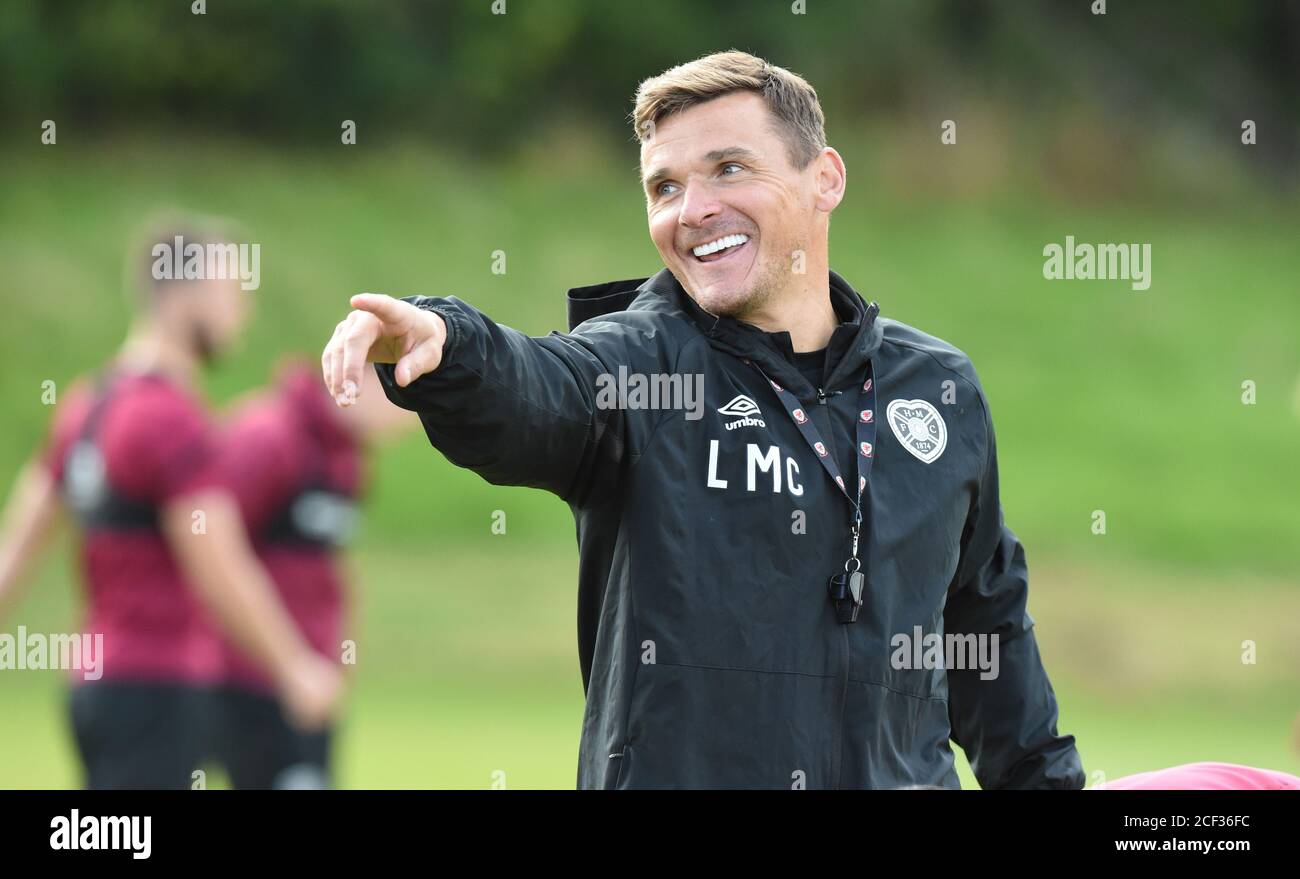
xmin=810 ymin=395 xmax=853 ymax=789
xmin=835 ymin=626 xmax=850 ymax=789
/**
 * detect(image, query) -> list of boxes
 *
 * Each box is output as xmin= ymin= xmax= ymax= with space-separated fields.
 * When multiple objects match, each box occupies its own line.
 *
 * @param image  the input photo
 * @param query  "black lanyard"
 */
xmin=745 ymin=358 xmax=878 ymax=623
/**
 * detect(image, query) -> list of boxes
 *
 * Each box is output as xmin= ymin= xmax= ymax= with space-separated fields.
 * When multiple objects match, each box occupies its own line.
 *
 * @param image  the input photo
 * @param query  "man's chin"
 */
xmin=191 ymin=324 xmax=225 ymax=366
xmin=690 ymin=288 xmax=749 ymax=318
xmin=692 ymin=275 xmax=779 ymax=319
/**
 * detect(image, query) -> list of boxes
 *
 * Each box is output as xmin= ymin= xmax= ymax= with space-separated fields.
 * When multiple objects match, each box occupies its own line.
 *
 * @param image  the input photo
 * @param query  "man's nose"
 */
xmin=677 ymin=179 xmax=721 ymax=228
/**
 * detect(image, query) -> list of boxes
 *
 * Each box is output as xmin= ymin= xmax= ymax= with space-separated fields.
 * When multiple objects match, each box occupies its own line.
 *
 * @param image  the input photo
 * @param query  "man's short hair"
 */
xmin=632 ymin=50 xmax=827 ymax=169
xmin=124 ymin=212 xmax=244 ymax=307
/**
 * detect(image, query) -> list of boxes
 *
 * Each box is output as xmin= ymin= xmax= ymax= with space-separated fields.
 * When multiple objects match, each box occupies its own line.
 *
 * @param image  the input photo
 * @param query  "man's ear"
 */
xmin=812 ymin=147 xmax=847 ymax=213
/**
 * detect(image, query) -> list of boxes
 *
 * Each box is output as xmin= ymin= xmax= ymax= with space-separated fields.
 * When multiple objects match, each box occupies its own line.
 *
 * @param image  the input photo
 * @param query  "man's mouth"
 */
xmin=691 ymin=233 xmax=750 ymax=263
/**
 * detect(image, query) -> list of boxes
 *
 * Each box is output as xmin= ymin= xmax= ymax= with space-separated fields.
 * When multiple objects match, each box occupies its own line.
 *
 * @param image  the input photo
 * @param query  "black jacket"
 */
xmin=375 ymin=268 xmax=1084 ymax=790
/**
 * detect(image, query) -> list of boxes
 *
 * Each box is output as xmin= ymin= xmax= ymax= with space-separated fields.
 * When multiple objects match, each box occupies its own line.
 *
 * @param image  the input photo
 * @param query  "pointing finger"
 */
xmin=350 ymin=293 xmax=413 ymax=329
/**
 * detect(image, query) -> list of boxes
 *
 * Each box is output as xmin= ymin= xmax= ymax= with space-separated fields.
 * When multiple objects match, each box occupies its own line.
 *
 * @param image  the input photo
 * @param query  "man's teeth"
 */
xmin=692 ymin=234 xmax=749 ymax=258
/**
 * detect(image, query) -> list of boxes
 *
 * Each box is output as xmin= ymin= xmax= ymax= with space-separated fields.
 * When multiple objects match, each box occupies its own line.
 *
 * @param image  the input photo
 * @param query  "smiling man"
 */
xmin=321 ymin=51 xmax=1084 ymax=789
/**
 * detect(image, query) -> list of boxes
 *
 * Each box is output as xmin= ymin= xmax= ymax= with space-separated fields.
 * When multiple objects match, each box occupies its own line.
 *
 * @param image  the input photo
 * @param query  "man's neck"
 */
xmin=785 ymin=293 xmax=838 ymax=353
xmin=117 ymin=320 xmax=199 ymax=388
xmin=738 ymin=282 xmax=839 ymax=353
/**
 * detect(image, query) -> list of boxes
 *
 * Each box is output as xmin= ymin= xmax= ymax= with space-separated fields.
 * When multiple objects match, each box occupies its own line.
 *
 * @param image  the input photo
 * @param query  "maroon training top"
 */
xmin=42 ymin=369 xmax=223 ymax=685
xmin=208 ymin=362 xmax=363 ymax=693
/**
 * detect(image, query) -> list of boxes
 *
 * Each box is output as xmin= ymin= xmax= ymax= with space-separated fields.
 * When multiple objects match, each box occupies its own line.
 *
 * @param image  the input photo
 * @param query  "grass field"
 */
xmin=3 ymin=540 xmax=1296 ymax=789
xmin=0 ymin=141 xmax=1296 ymax=787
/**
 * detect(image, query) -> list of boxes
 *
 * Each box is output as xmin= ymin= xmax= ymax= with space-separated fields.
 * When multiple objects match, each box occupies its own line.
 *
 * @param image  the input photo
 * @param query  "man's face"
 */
xmin=641 ymin=91 xmax=820 ymax=320
xmin=165 ymin=276 xmax=249 ymax=363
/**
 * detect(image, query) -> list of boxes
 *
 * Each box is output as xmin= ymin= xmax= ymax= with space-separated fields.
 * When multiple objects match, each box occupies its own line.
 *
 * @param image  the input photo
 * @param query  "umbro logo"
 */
xmin=718 ymin=394 xmax=766 ymax=431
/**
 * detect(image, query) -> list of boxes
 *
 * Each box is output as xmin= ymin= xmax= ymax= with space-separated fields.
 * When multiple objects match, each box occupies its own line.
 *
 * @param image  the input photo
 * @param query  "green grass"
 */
xmin=2 ymin=539 xmax=1295 ymax=788
xmin=0 ymin=140 xmax=1296 ymax=787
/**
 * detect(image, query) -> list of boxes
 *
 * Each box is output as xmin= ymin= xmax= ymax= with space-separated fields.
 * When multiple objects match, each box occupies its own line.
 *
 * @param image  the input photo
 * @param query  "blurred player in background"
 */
xmin=208 ymin=360 xmax=412 ymax=789
xmin=0 ymin=215 xmax=341 ymax=789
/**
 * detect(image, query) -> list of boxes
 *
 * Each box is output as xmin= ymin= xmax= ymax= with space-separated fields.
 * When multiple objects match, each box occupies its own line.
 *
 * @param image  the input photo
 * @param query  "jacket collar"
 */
xmin=567 ymin=268 xmax=882 ymax=398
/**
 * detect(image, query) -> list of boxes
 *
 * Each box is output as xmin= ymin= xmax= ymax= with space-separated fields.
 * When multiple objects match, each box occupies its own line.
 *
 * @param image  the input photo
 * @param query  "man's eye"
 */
xmin=720 ymin=163 xmax=744 ymax=175
xmin=656 ymin=182 xmax=678 ymax=197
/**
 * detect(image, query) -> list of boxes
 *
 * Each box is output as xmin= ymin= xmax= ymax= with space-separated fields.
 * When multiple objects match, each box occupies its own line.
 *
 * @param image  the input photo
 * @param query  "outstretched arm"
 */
xmin=323 ymin=292 xmax=651 ymax=502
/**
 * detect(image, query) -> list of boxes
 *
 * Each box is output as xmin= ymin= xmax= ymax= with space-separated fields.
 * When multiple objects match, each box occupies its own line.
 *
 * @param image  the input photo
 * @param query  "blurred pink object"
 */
xmin=1096 ymin=762 xmax=1300 ymax=790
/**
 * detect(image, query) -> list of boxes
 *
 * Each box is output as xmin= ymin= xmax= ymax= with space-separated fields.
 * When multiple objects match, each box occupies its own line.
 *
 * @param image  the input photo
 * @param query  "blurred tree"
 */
xmin=0 ymin=0 xmax=1294 ymax=185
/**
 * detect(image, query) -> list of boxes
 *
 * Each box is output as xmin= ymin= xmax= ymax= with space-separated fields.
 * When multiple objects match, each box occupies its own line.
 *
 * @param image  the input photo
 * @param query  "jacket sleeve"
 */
xmin=943 ymin=388 xmax=1085 ymax=790
xmin=373 ymin=294 xmax=660 ymax=504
